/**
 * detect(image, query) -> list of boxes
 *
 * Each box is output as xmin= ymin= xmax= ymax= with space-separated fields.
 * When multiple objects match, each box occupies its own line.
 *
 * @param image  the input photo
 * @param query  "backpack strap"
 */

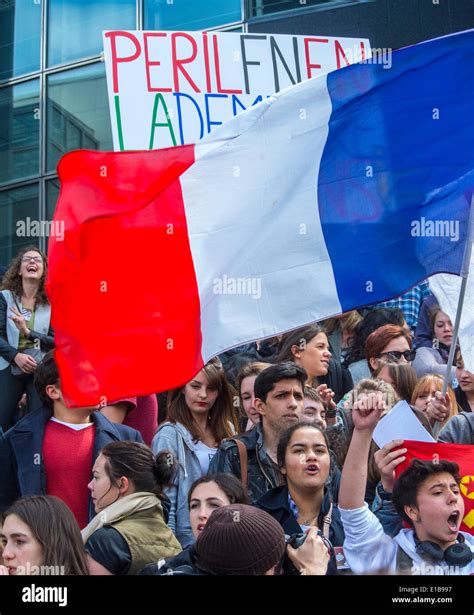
xmin=321 ymin=502 xmax=333 ymax=539
xmin=230 ymin=438 xmax=248 ymax=490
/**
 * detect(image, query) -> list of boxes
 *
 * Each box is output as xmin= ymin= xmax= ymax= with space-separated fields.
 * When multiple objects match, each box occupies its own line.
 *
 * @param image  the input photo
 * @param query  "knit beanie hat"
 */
xmin=195 ymin=504 xmax=286 ymax=575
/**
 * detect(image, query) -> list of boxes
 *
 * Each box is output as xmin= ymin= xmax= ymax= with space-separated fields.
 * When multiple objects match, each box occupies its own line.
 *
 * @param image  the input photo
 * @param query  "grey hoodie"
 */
xmin=438 ymin=412 xmax=474 ymax=445
xmin=151 ymin=422 xmax=202 ymax=548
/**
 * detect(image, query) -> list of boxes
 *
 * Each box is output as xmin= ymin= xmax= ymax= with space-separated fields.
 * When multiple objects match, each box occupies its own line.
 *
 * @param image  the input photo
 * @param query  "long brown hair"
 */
xmin=276 ymin=324 xmax=326 ymax=363
xmin=378 ymin=362 xmax=418 ymax=403
xmin=3 ymin=495 xmax=89 ymax=575
xmin=166 ymin=362 xmax=240 ymax=443
xmin=0 ymin=245 xmax=49 ymax=305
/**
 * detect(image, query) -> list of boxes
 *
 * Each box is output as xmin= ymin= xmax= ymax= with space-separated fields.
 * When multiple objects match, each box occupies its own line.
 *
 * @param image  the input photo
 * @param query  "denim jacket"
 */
xmin=151 ymin=422 xmax=202 ymax=548
xmin=371 ymin=482 xmax=403 ymax=537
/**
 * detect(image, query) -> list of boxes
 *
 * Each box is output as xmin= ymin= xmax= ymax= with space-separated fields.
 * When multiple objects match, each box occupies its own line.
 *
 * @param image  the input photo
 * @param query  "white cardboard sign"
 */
xmin=103 ymin=30 xmax=371 ymax=151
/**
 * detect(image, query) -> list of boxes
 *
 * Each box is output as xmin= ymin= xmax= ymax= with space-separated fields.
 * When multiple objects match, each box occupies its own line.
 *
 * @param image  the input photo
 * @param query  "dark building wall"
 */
xmin=248 ymin=0 xmax=474 ymax=50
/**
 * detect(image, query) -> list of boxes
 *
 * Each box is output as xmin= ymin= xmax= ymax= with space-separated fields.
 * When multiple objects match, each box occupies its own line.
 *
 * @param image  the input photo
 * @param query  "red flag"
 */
xmin=47 ymin=147 xmax=202 ymax=407
xmin=395 ymin=440 xmax=474 ymax=534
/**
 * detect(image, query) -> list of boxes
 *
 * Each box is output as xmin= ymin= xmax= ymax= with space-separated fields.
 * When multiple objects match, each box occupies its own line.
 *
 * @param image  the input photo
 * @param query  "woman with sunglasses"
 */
xmin=412 ymin=305 xmax=456 ymax=381
xmin=364 ymin=324 xmax=415 ymax=381
xmin=0 ymin=246 xmax=54 ymax=432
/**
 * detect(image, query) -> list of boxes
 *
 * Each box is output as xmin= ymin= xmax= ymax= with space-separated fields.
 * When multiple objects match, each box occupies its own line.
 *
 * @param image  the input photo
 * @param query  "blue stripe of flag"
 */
xmin=318 ymin=29 xmax=474 ymax=311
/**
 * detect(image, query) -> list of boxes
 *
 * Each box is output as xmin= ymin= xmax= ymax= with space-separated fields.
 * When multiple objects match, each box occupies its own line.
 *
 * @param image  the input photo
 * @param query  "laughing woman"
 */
xmin=152 ymin=361 xmax=240 ymax=547
xmin=0 ymin=246 xmax=54 ymax=431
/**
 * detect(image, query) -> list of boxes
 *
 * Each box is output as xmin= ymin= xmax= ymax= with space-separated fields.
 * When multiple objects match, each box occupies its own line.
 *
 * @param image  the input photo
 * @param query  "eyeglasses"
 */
xmin=377 ymin=350 xmax=416 ymax=363
xmin=21 ymin=256 xmax=43 ymax=263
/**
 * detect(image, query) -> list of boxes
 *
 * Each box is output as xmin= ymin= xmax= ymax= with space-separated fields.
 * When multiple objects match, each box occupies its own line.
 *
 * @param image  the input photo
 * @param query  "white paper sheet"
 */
xmin=372 ymin=400 xmax=436 ymax=448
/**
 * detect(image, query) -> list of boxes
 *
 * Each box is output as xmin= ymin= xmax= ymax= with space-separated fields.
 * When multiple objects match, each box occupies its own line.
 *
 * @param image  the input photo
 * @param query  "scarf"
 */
xmin=81 ymin=491 xmax=162 ymax=543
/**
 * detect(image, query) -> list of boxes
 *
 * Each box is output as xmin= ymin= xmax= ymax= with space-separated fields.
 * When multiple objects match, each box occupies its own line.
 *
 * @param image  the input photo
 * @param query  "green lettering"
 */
xmin=149 ymin=94 xmax=177 ymax=149
xmin=114 ymin=95 xmax=125 ymax=151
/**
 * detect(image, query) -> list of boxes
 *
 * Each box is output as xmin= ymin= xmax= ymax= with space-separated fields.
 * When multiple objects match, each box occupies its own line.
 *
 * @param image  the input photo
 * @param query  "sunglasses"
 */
xmin=377 ymin=350 xmax=416 ymax=363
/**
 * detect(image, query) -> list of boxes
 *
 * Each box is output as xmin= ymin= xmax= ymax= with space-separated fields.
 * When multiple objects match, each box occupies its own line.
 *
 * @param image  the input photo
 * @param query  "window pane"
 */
xmin=145 ymin=0 xmax=242 ymax=30
xmin=46 ymin=178 xmax=60 ymax=221
xmin=0 ymin=80 xmax=40 ymax=185
xmin=248 ymin=0 xmax=335 ymax=18
xmin=47 ymin=0 xmax=136 ymax=67
xmin=47 ymin=64 xmax=113 ymax=172
xmin=0 ymin=0 xmax=41 ymax=81
xmin=0 ymin=184 xmax=39 ymax=268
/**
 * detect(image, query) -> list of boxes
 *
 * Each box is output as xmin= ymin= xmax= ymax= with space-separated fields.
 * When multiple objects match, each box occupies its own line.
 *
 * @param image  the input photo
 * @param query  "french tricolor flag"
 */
xmin=49 ymin=30 xmax=474 ymax=406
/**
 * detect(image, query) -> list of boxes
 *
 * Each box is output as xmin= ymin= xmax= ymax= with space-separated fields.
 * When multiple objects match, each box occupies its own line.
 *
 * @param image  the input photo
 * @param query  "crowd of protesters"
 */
xmin=0 ymin=246 xmax=473 ymax=576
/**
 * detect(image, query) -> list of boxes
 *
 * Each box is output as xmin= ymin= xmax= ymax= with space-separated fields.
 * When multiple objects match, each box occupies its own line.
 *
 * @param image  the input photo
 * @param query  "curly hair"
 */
xmin=0 ymin=245 xmax=49 ymax=305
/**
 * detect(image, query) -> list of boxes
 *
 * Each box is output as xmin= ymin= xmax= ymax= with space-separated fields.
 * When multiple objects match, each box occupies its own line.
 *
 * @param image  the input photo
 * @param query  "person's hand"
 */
xmin=374 ymin=439 xmax=407 ymax=493
xmin=0 ymin=565 xmax=10 ymax=575
xmin=351 ymin=392 xmax=386 ymax=432
xmin=13 ymin=352 xmax=37 ymax=374
xmin=316 ymin=384 xmax=337 ymax=412
xmin=425 ymin=391 xmax=451 ymax=423
xmin=286 ymin=527 xmax=330 ymax=576
xmin=9 ymin=307 xmax=30 ymax=336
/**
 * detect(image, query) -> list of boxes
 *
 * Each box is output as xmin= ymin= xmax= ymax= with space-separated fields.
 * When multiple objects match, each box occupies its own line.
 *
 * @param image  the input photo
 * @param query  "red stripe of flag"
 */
xmin=47 ymin=147 xmax=204 ymax=407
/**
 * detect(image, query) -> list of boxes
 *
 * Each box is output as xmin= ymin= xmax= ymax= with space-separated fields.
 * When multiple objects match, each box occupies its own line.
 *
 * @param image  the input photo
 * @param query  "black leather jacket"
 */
xmin=208 ymin=424 xmax=284 ymax=504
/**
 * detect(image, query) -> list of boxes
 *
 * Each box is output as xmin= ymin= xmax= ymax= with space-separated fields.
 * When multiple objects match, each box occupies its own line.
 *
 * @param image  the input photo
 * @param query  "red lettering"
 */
xmin=104 ymin=31 xmax=141 ymax=94
xmin=213 ymin=35 xmax=242 ymax=94
xmin=171 ymin=32 xmax=200 ymax=93
xmin=143 ymin=32 xmax=172 ymax=92
xmin=334 ymin=40 xmax=351 ymax=69
xmin=202 ymin=32 xmax=212 ymax=93
xmin=304 ymin=37 xmax=329 ymax=79
xmin=360 ymin=41 xmax=367 ymax=62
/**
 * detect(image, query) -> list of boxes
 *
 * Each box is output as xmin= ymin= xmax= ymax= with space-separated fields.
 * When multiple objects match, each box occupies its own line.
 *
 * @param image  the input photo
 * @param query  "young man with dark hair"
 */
xmin=339 ymin=391 xmax=474 ymax=574
xmin=209 ymin=362 xmax=306 ymax=503
xmin=0 ymin=351 xmax=143 ymax=528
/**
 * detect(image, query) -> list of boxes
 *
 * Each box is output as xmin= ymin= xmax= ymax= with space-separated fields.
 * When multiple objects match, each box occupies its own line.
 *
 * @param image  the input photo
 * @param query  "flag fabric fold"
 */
xmin=48 ymin=30 xmax=474 ymax=406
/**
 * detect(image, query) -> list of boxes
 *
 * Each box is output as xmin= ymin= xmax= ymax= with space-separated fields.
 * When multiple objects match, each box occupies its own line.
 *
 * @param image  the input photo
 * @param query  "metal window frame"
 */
xmin=247 ymin=0 xmax=368 ymax=23
xmin=0 ymin=0 xmax=250 ymax=260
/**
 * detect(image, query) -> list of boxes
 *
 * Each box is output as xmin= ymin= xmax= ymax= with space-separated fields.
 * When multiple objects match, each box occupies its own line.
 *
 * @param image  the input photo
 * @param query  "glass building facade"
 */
xmin=0 ymin=0 xmax=244 ymax=266
xmin=1 ymin=0 xmax=473 ymax=266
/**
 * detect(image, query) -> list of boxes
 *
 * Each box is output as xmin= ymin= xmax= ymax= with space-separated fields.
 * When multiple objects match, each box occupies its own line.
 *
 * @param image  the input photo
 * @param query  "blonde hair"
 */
xmin=411 ymin=374 xmax=458 ymax=425
xmin=323 ymin=311 xmax=363 ymax=336
xmin=347 ymin=378 xmax=399 ymax=415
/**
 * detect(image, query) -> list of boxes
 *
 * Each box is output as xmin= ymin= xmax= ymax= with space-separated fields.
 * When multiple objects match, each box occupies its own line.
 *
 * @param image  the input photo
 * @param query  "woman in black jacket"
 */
xmin=256 ymin=422 xmax=345 ymax=549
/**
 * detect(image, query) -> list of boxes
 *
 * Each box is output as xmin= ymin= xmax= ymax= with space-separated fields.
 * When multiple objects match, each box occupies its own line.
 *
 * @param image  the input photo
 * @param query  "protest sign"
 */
xmin=103 ymin=30 xmax=371 ymax=151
